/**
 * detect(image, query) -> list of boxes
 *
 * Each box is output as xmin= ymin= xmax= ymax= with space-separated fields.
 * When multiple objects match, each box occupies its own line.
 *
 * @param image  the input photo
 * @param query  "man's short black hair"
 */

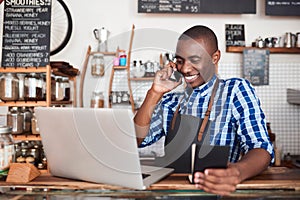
xmin=179 ymin=25 xmax=219 ymax=53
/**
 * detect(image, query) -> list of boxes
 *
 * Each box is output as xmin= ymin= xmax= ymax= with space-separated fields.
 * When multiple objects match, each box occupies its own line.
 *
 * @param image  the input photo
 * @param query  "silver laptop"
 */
xmin=35 ymin=107 xmax=173 ymax=190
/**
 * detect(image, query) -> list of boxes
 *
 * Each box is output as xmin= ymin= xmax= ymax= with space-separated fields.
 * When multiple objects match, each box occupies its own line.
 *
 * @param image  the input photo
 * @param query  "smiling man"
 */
xmin=134 ymin=25 xmax=274 ymax=196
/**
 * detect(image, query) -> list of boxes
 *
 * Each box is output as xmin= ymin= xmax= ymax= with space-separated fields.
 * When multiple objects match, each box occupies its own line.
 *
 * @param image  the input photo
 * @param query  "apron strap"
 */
xmin=170 ymin=102 xmax=181 ymax=131
xmin=170 ymin=78 xmax=219 ymax=141
xmin=197 ymin=79 xmax=219 ymax=141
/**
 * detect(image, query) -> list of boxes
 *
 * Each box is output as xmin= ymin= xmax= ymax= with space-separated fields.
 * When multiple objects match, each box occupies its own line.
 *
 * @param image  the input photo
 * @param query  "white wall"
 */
xmin=51 ymin=0 xmax=300 ymax=64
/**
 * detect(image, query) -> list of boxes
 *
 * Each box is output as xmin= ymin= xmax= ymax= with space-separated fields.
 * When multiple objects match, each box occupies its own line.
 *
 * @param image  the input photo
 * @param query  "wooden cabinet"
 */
xmin=0 ymin=65 xmax=78 ymax=141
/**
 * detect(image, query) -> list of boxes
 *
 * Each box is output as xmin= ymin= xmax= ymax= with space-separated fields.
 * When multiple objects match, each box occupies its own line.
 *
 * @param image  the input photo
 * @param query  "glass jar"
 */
xmin=24 ymin=73 xmax=43 ymax=101
xmin=17 ymin=73 xmax=26 ymax=101
xmin=31 ymin=113 xmax=40 ymax=135
xmin=0 ymin=73 xmax=19 ymax=101
xmin=131 ymin=60 xmax=137 ymax=78
xmin=122 ymin=92 xmax=129 ymax=103
xmin=134 ymin=60 xmax=145 ymax=78
xmin=0 ymin=126 xmax=15 ymax=180
xmin=51 ymin=74 xmax=56 ymax=101
xmin=90 ymin=91 xmax=104 ymax=108
xmin=21 ymin=107 xmax=32 ymax=134
xmin=55 ymin=76 xmax=64 ymax=101
xmin=37 ymin=73 xmax=44 ymax=101
xmin=7 ymin=107 xmax=24 ymax=134
xmin=40 ymin=74 xmax=47 ymax=101
xmin=26 ymin=147 xmax=39 ymax=166
xmin=62 ymin=77 xmax=70 ymax=101
xmin=91 ymin=53 xmax=105 ymax=77
xmin=14 ymin=143 xmax=21 ymax=161
xmin=16 ymin=148 xmax=27 ymax=163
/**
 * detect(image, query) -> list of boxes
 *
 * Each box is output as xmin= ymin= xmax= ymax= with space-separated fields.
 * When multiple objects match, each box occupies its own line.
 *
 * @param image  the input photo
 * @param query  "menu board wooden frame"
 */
xmin=1 ymin=0 xmax=52 ymax=67
xmin=266 ymin=0 xmax=300 ymax=16
xmin=138 ymin=0 xmax=256 ymax=14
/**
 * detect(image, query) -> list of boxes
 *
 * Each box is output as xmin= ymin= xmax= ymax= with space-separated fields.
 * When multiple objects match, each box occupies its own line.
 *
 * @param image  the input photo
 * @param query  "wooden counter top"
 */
xmin=0 ymin=167 xmax=299 ymax=191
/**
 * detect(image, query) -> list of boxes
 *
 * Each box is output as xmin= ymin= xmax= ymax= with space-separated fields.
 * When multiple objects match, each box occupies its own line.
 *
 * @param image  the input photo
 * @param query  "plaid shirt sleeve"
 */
xmin=139 ymin=93 xmax=181 ymax=147
xmin=231 ymin=79 xmax=275 ymax=164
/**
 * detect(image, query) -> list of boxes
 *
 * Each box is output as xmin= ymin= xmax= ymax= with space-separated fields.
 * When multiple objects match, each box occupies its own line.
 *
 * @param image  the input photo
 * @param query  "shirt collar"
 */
xmin=186 ymin=74 xmax=217 ymax=97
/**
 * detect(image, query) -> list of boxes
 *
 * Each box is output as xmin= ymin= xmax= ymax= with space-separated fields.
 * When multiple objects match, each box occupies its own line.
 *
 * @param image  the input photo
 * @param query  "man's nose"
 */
xmin=180 ymin=60 xmax=192 ymax=73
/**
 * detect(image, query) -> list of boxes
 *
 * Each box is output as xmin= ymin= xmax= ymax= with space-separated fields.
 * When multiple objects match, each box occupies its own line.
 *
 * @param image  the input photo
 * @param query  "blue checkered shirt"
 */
xmin=140 ymin=75 xmax=274 ymax=164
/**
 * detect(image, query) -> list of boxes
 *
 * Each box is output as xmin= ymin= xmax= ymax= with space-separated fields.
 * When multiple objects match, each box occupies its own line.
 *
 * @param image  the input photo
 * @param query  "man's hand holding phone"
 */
xmin=152 ymin=60 xmax=183 ymax=94
xmin=168 ymin=59 xmax=183 ymax=82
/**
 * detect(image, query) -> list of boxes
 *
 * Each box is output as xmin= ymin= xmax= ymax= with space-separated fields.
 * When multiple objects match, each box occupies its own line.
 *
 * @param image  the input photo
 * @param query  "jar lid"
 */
xmin=0 ymin=126 xmax=12 ymax=134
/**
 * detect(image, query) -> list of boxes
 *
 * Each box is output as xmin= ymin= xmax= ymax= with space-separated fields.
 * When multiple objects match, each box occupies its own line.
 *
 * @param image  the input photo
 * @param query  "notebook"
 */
xmin=35 ymin=107 xmax=173 ymax=190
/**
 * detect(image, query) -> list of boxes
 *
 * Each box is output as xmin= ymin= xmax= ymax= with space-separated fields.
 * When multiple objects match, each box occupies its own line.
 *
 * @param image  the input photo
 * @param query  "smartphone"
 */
xmin=169 ymin=70 xmax=182 ymax=82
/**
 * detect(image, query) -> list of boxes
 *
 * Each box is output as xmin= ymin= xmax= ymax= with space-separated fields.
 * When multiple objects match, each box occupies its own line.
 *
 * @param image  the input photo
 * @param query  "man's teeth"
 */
xmin=185 ymin=74 xmax=198 ymax=80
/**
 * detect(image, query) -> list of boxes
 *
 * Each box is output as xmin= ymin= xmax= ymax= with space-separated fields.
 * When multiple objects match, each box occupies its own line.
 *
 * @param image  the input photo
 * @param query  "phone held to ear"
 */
xmin=169 ymin=70 xmax=182 ymax=82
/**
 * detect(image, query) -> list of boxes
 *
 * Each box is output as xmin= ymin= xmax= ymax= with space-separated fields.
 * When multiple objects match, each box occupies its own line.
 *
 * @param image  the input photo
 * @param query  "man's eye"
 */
xmin=190 ymin=59 xmax=201 ymax=64
xmin=176 ymin=59 xmax=184 ymax=65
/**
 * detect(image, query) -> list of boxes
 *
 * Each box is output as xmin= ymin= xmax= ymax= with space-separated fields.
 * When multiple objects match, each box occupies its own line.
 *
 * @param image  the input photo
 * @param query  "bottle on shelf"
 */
xmin=130 ymin=60 xmax=137 ymax=78
xmin=90 ymin=91 xmax=105 ymax=108
xmin=119 ymin=51 xmax=127 ymax=66
xmin=113 ymin=56 xmax=120 ymax=66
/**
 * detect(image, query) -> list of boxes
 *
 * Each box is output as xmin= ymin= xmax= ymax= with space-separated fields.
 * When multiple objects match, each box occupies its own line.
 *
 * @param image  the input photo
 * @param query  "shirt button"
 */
xmin=189 ymin=102 xmax=192 ymax=105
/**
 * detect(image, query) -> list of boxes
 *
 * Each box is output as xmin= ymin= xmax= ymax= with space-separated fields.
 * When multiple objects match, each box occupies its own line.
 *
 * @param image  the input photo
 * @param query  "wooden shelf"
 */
xmin=50 ymin=101 xmax=73 ymax=105
xmin=226 ymin=46 xmax=300 ymax=54
xmin=13 ymin=134 xmax=41 ymax=141
xmin=0 ymin=101 xmax=48 ymax=107
xmin=0 ymin=66 xmax=48 ymax=73
xmin=89 ymin=51 xmax=117 ymax=56
xmin=113 ymin=66 xmax=128 ymax=70
xmin=0 ymin=100 xmax=73 ymax=107
xmin=107 ymin=25 xmax=135 ymax=112
xmin=0 ymin=65 xmax=78 ymax=107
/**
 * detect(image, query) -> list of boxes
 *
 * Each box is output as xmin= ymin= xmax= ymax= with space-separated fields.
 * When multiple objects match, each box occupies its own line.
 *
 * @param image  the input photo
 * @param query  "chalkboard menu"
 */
xmin=243 ymin=49 xmax=270 ymax=86
xmin=225 ymin=24 xmax=245 ymax=47
xmin=138 ymin=0 xmax=256 ymax=14
xmin=1 ymin=0 xmax=52 ymax=67
xmin=266 ymin=0 xmax=300 ymax=16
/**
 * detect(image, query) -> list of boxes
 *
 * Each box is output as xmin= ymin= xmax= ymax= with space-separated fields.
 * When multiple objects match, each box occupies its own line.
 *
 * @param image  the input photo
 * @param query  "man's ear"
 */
xmin=212 ymin=50 xmax=221 ymax=65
